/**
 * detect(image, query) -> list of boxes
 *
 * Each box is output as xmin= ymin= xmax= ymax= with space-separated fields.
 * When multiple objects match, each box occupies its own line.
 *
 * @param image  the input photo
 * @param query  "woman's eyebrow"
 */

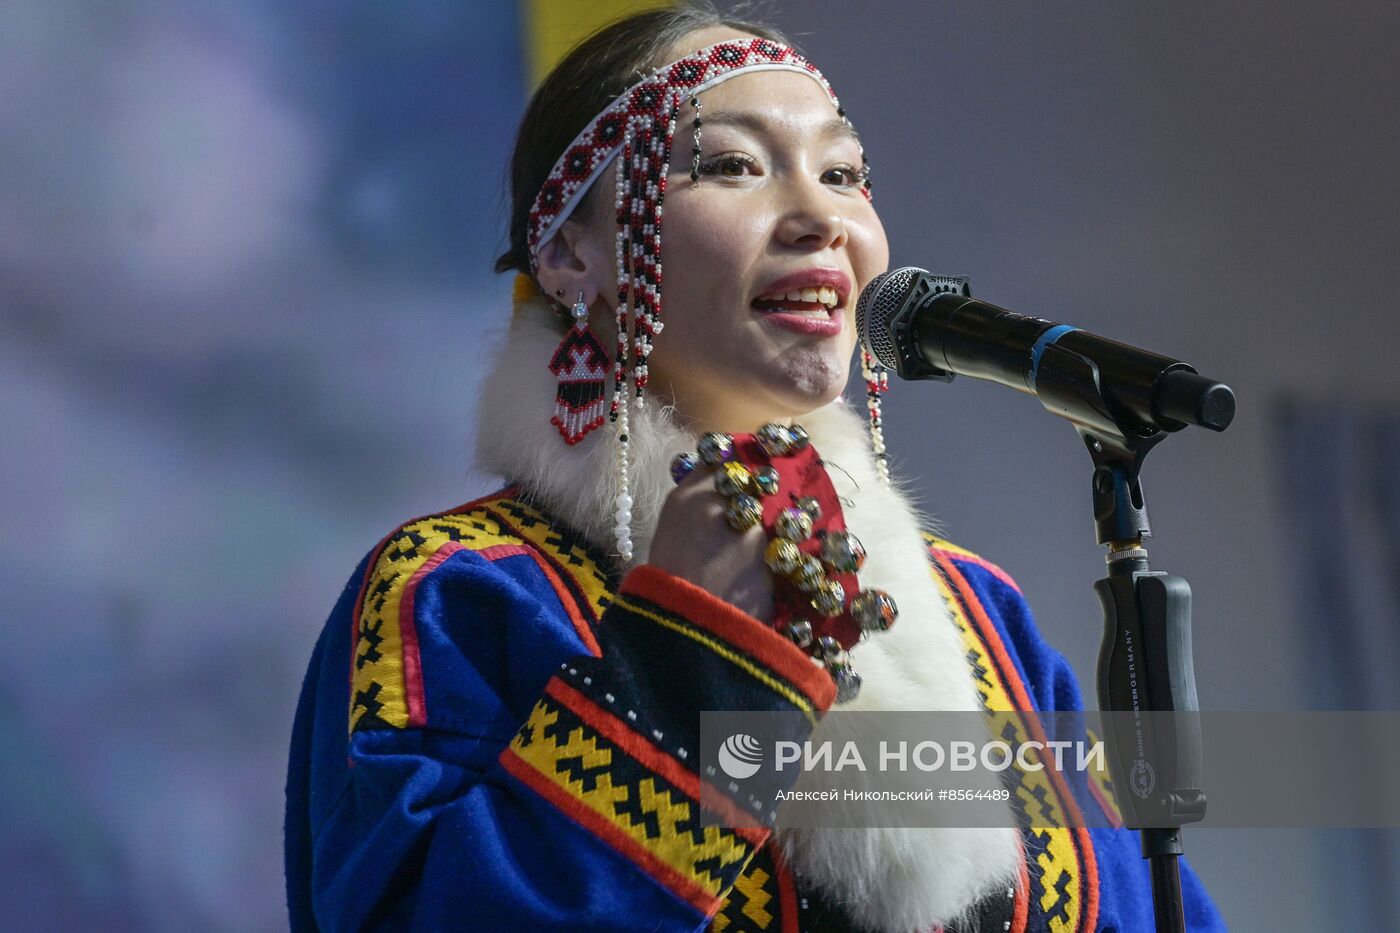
xmin=699 ymin=110 xmax=861 ymax=144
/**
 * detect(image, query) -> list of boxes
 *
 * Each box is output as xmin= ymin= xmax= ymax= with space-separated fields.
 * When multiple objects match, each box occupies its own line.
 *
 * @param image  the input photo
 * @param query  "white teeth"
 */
xmin=758 ymin=285 xmax=841 ymax=308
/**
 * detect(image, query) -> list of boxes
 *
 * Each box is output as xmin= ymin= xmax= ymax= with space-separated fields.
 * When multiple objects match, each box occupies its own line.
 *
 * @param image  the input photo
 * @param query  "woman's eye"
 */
xmin=697 ymin=154 xmax=757 ymax=177
xmin=822 ymin=165 xmax=867 ymax=187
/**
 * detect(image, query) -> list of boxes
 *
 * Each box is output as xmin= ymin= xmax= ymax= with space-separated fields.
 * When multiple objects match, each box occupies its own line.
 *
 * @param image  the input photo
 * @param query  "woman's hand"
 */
xmin=646 ymin=468 xmax=775 ymax=622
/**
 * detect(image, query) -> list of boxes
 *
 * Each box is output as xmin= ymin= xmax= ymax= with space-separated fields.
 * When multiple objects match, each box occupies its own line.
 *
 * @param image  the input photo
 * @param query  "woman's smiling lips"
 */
xmin=750 ymin=267 xmax=852 ymax=337
xmin=759 ymin=310 xmax=845 ymax=336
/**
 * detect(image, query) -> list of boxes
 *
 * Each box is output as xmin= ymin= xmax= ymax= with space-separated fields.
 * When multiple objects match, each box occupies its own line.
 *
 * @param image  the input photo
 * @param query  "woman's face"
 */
xmin=554 ymin=28 xmax=890 ymax=433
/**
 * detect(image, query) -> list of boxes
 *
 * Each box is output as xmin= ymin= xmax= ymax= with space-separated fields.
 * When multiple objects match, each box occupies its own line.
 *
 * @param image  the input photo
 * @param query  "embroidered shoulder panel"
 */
xmin=348 ymin=491 xmax=614 ymax=733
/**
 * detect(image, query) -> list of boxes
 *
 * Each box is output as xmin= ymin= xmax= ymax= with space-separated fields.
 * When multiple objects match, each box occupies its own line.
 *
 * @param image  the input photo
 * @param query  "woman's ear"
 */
xmin=534 ymin=213 xmax=610 ymax=309
xmin=536 ymin=163 xmax=621 ymax=310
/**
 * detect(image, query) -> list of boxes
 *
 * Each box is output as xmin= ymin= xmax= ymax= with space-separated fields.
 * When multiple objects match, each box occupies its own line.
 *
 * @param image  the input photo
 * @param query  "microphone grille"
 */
xmin=856 ymin=266 xmax=923 ymax=370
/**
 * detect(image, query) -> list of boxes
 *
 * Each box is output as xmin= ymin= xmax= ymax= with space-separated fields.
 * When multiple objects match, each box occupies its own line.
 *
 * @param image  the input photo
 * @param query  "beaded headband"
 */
xmin=526 ymin=38 xmax=875 ymax=561
xmin=526 ymin=38 xmax=848 ymax=263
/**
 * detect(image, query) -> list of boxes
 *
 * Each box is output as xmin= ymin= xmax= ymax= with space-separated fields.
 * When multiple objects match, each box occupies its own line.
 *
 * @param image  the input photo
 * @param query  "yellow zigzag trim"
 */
xmin=350 ymin=503 xmax=518 ymax=731
xmin=485 ymin=497 xmax=614 ymax=619
xmin=509 ymin=698 xmax=751 ymax=899
xmin=350 ymin=494 xmax=612 ymax=733
xmin=715 ymin=843 xmax=779 ymax=931
xmin=732 ymin=864 xmax=774 ymax=927
xmin=926 ymin=544 xmax=1084 ymax=933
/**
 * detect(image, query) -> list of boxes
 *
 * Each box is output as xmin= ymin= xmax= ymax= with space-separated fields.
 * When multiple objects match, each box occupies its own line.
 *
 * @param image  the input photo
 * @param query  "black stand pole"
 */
xmin=1029 ymin=343 xmax=1226 ymax=933
xmin=1146 ymin=828 xmax=1186 ymax=932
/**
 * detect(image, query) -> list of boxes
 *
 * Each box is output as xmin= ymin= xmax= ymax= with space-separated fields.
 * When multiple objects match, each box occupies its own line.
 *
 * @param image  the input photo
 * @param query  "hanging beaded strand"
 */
xmin=633 ymin=93 xmax=679 ymax=403
xmin=613 ymin=387 xmax=634 ymax=561
xmin=862 ymin=348 xmax=890 ymax=485
xmin=611 ymin=118 xmax=636 ymax=426
xmin=610 ymin=118 xmax=639 ymax=561
xmin=689 ymin=95 xmax=703 ymax=186
xmin=626 ymin=114 xmax=650 ymax=407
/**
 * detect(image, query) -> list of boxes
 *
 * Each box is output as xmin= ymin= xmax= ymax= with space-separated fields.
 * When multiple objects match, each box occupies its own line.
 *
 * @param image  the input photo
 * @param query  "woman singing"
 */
xmin=285 ymin=6 xmax=1225 ymax=931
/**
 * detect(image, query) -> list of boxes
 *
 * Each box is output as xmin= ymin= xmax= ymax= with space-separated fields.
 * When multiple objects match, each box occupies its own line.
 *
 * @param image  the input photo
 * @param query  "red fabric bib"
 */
xmin=727 ymin=434 xmax=863 ymax=651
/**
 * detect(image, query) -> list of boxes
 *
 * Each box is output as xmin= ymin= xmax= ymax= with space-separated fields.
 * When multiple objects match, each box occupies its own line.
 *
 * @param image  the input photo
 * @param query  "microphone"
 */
xmin=856 ymin=267 xmax=1235 ymax=434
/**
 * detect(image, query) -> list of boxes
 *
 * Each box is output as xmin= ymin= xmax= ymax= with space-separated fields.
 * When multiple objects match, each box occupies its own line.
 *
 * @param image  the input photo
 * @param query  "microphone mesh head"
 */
xmin=856 ymin=266 xmax=923 ymax=370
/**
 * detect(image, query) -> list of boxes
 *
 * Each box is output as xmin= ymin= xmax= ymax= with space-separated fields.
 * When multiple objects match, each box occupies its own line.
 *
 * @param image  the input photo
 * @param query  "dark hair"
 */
xmin=493 ymin=3 xmax=792 ymax=276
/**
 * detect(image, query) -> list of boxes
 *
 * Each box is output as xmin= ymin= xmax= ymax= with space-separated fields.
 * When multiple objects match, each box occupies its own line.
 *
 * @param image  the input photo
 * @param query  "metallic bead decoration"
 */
xmin=754 ymin=466 xmax=780 ymax=497
xmin=815 ymin=634 xmax=846 ymax=664
xmin=714 ymin=461 xmax=756 ymax=497
xmin=851 ymin=588 xmax=898 ymax=632
xmin=775 ymin=507 xmax=814 ymax=542
xmin=670 ymin=451 xmax=698 ymax=485
xmin=831 ymin=661 xmax=863 ymax=703
xmin=796 ymin=496 xmax=822 ymax=522
xmin=787 ymin=423 xmax=810 ymax=450
xmin=786 ymin=618 xmax=814 ymax=649
xmin=764 ymin=538 xmax=802 ymax=575
xmin=819 ymin=530 xmax=867 ymax=573
xmin=756 ymin=422 xmax=794 ymax=458
xmin=697 ymin=431 xmax=735 ymax=466
xmin=791 ymin=554 xmax=825 ymax=593
xmin=724 ymin=493 xmax=763 ymax=531
xmin=810 ymin=577 xmax=846 ymax=617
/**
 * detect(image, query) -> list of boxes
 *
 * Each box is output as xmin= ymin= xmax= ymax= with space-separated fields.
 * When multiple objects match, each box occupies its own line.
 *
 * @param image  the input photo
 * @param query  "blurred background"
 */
xmin=2 ymin=0 xmax=1397 ymax=929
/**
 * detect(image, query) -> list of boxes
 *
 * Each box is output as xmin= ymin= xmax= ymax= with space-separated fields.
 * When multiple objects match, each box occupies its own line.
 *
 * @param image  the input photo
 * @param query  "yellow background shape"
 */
xmin=523 ymin=0 xmax=674 ymax=88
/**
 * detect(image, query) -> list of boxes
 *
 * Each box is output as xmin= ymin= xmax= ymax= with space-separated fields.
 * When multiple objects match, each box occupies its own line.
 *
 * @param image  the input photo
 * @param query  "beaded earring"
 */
xmin=547 ymin=291 xmax=610 ymax=445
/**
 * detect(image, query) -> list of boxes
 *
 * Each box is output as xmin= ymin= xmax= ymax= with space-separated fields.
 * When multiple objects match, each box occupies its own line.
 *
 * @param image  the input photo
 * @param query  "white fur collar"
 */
xmin=474 ymin=301 xmax=1024 ymax=932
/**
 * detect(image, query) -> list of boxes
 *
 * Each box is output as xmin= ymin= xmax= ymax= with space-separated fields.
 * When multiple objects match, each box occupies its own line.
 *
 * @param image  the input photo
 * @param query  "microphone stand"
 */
xmin=1033 ymin=341 xmax=1209 ymax=933
xmin=859 ymin=267 xmax=1233 ymax=929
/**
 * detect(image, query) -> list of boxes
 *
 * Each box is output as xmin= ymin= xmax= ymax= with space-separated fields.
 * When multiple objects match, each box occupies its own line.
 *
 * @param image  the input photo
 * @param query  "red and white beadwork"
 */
xmin=548 ymin=304 xmax=610 ymax=445
xmin=527 ymin=38 xmax=870 ymax=558
xmin=526 ymin=39 xmax=846 ymax=264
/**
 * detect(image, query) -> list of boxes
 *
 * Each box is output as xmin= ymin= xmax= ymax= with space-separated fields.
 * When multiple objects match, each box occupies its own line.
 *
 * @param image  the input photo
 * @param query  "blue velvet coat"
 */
xmin=285 ymin=488 xmax=1225 ymax=931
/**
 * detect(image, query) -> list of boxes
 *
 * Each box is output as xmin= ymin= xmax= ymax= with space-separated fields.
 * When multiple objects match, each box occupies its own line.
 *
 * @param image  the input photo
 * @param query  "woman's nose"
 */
xmin=775 ymin=178 xmax=848 ymax=251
